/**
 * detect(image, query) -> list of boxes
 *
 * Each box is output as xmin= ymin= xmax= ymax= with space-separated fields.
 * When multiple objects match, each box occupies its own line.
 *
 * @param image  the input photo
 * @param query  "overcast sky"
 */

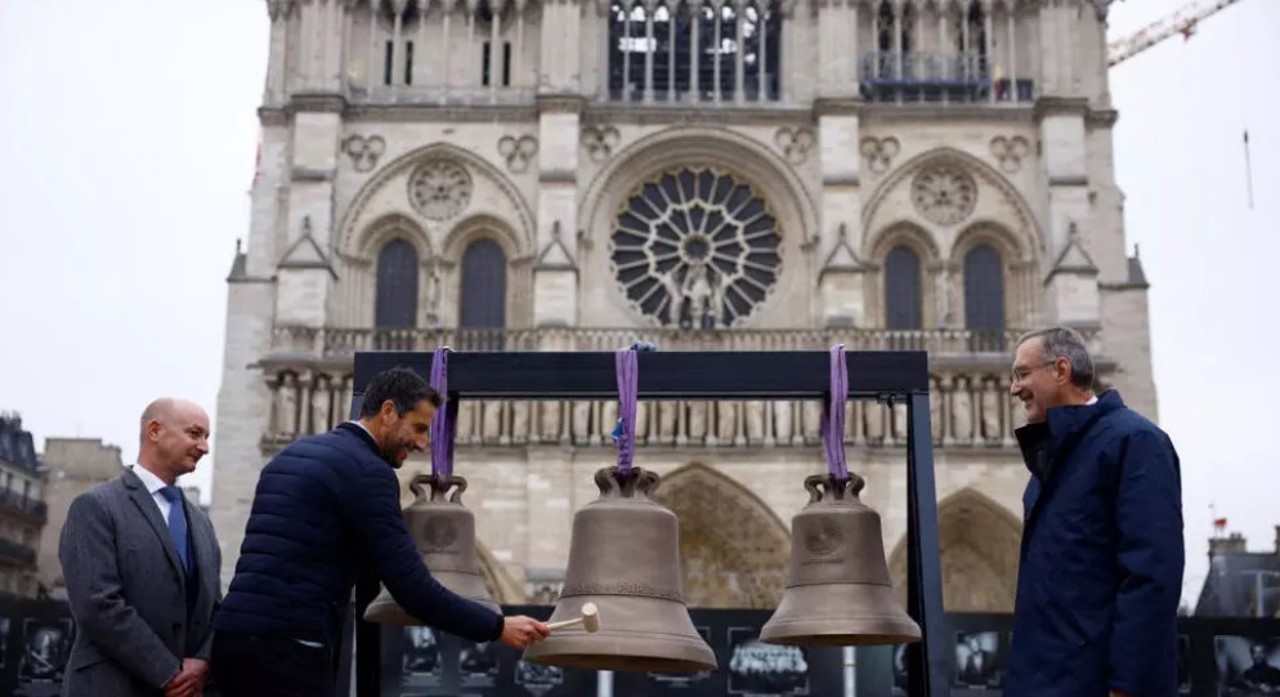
xmin=1 ymin=0 xmax=1276 ymax=609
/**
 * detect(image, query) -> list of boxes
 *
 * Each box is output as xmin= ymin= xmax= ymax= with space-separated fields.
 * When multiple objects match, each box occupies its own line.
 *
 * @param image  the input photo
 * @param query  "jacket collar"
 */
xmin=1015 ymin=389 xmax=1126 ymax=479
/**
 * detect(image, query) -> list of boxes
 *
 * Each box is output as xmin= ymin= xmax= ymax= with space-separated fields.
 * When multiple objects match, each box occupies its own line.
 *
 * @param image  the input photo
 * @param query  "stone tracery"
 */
xmin=608 ymin=166 xmax=783 ymax=329
xmin=653 ymin=463 xmax=792 ymax=609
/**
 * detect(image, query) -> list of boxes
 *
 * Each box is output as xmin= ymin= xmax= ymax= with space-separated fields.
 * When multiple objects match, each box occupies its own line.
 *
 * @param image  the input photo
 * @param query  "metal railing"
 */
xmin=0 ymin=490 xmax=46 ymax=522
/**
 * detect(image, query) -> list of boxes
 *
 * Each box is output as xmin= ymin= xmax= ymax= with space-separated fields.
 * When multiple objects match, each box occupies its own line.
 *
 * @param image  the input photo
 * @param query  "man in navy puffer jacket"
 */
xmin=210 ymin=367 xmax=549 ymax=697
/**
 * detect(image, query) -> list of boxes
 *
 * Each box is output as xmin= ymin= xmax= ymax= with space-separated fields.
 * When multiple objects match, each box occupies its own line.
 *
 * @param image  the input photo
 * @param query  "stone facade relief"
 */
xmin=581 ymin=125 xmax=621 ymax=163
xmin=497 ymin=134 xmax=539 ymax=174
xmin=989 ymin=135 xmax=1031 ymax=174
xmin=910 ymin=163 xmax=978 ymax=226
xmin=859 ymin=136 xmax=901 ymax=176
xmin=407 ymin=159 xmax=473 ymax=221
xmin=342 ymin=134 xmax=387 ymax=173
xmin=653 ymin=465 xmax=792 ymax=609
xmin=259 ymin=367 xmax=1029 ymax=452
xmin=773 ymin=126 xmax=815 ymax=164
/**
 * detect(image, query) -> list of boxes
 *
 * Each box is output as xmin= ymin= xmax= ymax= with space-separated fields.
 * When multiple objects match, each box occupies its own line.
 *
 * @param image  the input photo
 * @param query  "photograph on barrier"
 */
xmin=401 ymin=626 xmax=443 ymax=689
xmin=1215 ymin=634 xmax=1280 ymax=696
xmin=644 ymin=624 xmax=715 ymax=692
xmin=726 ymin=626 xmax=809 ymax=696
xmin=952 ymin=630 xmax=1007 ymax=691
xmin=457 ymin=638 xmax=501 ymax=689
xmin=17 ymin=618 xmax=72 ymax=689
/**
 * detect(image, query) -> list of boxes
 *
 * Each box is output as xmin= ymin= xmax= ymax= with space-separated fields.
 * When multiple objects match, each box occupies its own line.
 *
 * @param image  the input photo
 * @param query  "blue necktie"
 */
xmin=160 ymin=486 xmax=192 ymax=574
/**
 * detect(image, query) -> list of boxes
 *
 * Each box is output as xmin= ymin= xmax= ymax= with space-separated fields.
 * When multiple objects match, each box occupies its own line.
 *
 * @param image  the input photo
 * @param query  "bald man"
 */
xmin=59 ymin=399 xmax=223 ymax=697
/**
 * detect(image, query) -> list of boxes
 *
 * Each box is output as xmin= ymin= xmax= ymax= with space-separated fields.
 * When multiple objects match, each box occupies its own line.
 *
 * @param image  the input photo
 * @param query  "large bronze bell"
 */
xmin=522 ymin=465 xmax=718 ymax=673
xmin=760 ymin=473 xmax=922 ymax=647
xmin=363 ymin=473 xmax=501 ymax=624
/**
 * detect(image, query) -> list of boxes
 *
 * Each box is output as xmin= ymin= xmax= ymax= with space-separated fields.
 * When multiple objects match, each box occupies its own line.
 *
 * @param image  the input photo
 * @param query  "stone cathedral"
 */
xmin=211 ymin=0 xmax=1155 ymax=614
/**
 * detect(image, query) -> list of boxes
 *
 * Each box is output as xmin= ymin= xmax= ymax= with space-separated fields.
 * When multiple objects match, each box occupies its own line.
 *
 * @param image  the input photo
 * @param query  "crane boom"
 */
xmin=1108 ymin=0 xmax=1244 ymax=67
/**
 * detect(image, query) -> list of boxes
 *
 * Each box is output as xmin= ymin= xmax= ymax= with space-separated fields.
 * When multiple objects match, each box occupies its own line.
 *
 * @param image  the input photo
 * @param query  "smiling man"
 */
xmin=211 ymin=367 xmax=548 ymax=697
xmin=1004 ymin=327 xmax=1184 ymax=697
xmin=60 ymin=398 xmax=221 ymax=697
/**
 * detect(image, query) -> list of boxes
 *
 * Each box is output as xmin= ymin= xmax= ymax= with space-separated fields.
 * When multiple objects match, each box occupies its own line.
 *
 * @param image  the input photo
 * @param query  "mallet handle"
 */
xmin=546 ymin=617 xmax=585 ymax=631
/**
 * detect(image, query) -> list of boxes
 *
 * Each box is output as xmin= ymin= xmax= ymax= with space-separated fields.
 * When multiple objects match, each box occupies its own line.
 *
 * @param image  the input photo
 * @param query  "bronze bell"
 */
xmin=760 ymin=473 xmax=922 ymax=647
xmin=522 ymin=465 xmax=718 ymax=673
xmin=364 ymin=473 xmax=500 ymax=624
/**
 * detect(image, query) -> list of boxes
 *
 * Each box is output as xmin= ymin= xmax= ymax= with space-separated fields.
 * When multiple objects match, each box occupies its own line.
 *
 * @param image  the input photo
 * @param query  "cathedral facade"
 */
xmin=211 ymin=0 xmax=1155 ymax=614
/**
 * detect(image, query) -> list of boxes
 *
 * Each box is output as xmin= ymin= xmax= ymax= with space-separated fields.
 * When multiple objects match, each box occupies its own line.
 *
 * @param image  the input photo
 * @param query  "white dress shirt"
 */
xmin=130 ymin=464 xmax=174 ymax=522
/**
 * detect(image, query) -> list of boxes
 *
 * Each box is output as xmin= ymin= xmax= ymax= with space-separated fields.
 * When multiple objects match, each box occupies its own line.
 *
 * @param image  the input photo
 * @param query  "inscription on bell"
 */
xmin=423 ymin=521 xmax=458 ymax=551
xmin=803 ymin=517 xmax=843 ymax=557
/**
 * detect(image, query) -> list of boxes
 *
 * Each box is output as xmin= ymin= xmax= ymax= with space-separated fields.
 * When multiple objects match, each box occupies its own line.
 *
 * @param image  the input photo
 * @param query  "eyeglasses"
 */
xmin=1010 ymin=360 xmax=1055 ymax=385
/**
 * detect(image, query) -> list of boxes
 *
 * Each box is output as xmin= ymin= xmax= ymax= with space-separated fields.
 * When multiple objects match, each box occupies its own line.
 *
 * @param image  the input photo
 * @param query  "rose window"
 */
xmin=408 ymin=160 xmax=472 ymax=221
xmin=910 ymin=164 xmax=977 ymax=226
xmin=609 ymin=167 xmax=783 ymax=329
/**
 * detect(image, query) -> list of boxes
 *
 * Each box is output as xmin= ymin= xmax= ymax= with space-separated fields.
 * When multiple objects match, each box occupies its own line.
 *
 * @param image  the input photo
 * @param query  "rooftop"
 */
xmin=1194 ymin=527 xmax=1280 ymax=618
xmin=0 ymin=413 xmax=42 ymax=473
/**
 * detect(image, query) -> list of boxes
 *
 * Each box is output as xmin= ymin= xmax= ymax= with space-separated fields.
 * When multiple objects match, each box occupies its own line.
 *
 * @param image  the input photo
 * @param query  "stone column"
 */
xmin=264 ymin=0 xmax=291 ymax=105
xmin=815 ymin=99 xmax=865 ymax=325
xmin=1036 ymin=98 xmax=1095 ymax=327
xmin=274 ymin=96 xmax=345 ymax=328
xmin=532 ymin=98 xmax=583 ymax=327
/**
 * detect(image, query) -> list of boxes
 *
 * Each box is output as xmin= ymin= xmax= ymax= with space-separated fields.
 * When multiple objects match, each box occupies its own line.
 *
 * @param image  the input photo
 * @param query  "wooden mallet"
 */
xmin=545 ymin=602 xmax=600 ymax=633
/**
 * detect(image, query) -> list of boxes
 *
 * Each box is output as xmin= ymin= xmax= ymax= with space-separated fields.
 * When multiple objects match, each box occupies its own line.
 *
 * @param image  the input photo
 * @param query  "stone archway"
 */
xmin=654 ymin=463 xmax=793 ymax=609
xmin=476 ymin=540 xmax=526 ymax=606
xmin=887 ymin=488 xmax=1022 ymax=612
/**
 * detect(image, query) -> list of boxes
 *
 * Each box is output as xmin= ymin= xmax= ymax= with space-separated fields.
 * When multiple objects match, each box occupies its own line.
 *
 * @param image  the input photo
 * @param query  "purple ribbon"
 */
xmin=615 ymin=348 xmax=639 ymax=473
xmin=430 ymin=347 xmax=457 ymax=479
xmin=821 ymin=344 xmax=850 ymax=482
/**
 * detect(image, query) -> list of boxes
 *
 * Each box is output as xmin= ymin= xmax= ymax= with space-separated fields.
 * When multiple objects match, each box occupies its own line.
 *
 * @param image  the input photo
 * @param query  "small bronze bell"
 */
xmin=760 ymin=473 xmax=922 ymax=647
xmin=363 ymin=473 xmax=500 ymax=624
xmin=522 ymin=465 xmax=718 ymax=673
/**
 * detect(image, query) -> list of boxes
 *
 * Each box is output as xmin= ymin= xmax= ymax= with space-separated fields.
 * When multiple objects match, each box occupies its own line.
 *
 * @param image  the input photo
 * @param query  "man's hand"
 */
xmin=164 ymin=658 xmax=210 ymax=697
xmin=499 ymin=615 xmax=551 ymax=649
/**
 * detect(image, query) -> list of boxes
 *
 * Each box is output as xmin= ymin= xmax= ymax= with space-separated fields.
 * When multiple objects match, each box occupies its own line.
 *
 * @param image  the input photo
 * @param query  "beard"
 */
xmin=378 ymin=439 xmax=406 ymax=468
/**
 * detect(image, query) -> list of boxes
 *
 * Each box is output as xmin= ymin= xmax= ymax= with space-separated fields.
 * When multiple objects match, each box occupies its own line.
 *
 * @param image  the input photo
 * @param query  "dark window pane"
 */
xmin=375 ymin=239 xmax=419 ymax=328
xmin=460 ymin=239 xmax=507 ymax=328
xmin=964 ymin=244 xmax=1006 ymax=351
xmin=884 ymin=245 xmax=923 ymax=330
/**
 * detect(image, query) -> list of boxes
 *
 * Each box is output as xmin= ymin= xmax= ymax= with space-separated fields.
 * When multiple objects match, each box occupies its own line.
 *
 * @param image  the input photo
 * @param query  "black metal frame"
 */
xmin=347 ymin=349 xmax=949 ymax=697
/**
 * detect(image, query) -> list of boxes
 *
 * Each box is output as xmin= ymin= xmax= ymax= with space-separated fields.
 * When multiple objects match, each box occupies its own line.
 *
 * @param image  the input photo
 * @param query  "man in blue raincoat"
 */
xmin=1005 ymin=327 xmax=1184 ymax=697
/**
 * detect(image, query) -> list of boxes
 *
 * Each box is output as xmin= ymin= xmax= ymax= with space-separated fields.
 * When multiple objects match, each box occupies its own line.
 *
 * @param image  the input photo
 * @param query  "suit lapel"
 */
xmin=122 ymin=468 xmax=184 ymax=579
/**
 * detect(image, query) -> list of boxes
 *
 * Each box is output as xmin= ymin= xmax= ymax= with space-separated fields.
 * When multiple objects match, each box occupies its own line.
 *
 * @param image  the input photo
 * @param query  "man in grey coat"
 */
xmin=59 ymin=398 xmax=222 ymax=697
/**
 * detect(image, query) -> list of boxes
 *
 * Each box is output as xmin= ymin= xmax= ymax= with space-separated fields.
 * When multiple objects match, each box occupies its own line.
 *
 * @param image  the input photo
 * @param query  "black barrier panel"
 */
xmin=0 ymin=596 xmax=75 ymax=697
xmin=607 ymin=608 xmax=845 ymax=696
xmin=378 ymin=605 xmax=597 ymax=696
xmin=5 ymin=597 xmax=1279 ymax=696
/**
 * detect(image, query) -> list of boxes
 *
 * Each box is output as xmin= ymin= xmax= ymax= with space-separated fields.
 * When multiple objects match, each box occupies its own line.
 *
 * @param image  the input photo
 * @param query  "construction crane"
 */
xmin=1106 ymin=0 xmax=1258 ymax=209
xmin=1107 ymin=0 xmax=1245 ymax=67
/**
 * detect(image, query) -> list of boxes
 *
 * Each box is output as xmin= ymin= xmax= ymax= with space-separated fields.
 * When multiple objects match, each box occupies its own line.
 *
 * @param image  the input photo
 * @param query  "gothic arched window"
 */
xmin=374 ymin=238 xmax=419 ymax=328
xmin=963 ymin=244 xmax=1005 ymax=351
xmin=459 ymin=239 xmax=507 ymax=328
xmin=884 ymin=245 xmax=923 ymax=330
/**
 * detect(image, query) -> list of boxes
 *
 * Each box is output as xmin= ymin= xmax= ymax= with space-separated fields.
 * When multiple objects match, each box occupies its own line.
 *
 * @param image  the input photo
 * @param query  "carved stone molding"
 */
xmin=581 ymin=125 xmax=621 ymax=163
xmin=341 ymin=134 xmax=387 ymax=173
xmin=774 ymin=126 xmax=815 ymax=164
xmin=989 ymin=135 xmax=1030 ymax=174
xmin=407 ymin=159 xmax=472 ymax=221
xmin=497 ymin=135 xmax=539 ymax=173
xmin=860 ymin=136 xmax=901 ymax=175
xmin=910 ymin=164 xmax=977 ymax=226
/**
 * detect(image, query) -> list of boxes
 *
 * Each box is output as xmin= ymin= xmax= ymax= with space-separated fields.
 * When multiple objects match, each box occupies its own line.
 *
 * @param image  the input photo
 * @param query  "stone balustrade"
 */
xmin=257 ymin=325 xmax=1109 ymax=453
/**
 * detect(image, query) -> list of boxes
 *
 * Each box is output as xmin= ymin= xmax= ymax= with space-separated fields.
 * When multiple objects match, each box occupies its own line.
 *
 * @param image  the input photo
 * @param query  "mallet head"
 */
xmin=580 ymin=602 xmax=600 ymax=633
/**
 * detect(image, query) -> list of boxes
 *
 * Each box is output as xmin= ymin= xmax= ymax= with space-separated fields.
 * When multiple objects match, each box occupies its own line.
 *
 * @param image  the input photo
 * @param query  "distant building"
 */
xmin=36 ymin=438 xmax=125 ymax=597
xmin=1195 ymin=528 xmax=1280 ymax=618
xmin=0 ymin=414 xmax=47 ymax=598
